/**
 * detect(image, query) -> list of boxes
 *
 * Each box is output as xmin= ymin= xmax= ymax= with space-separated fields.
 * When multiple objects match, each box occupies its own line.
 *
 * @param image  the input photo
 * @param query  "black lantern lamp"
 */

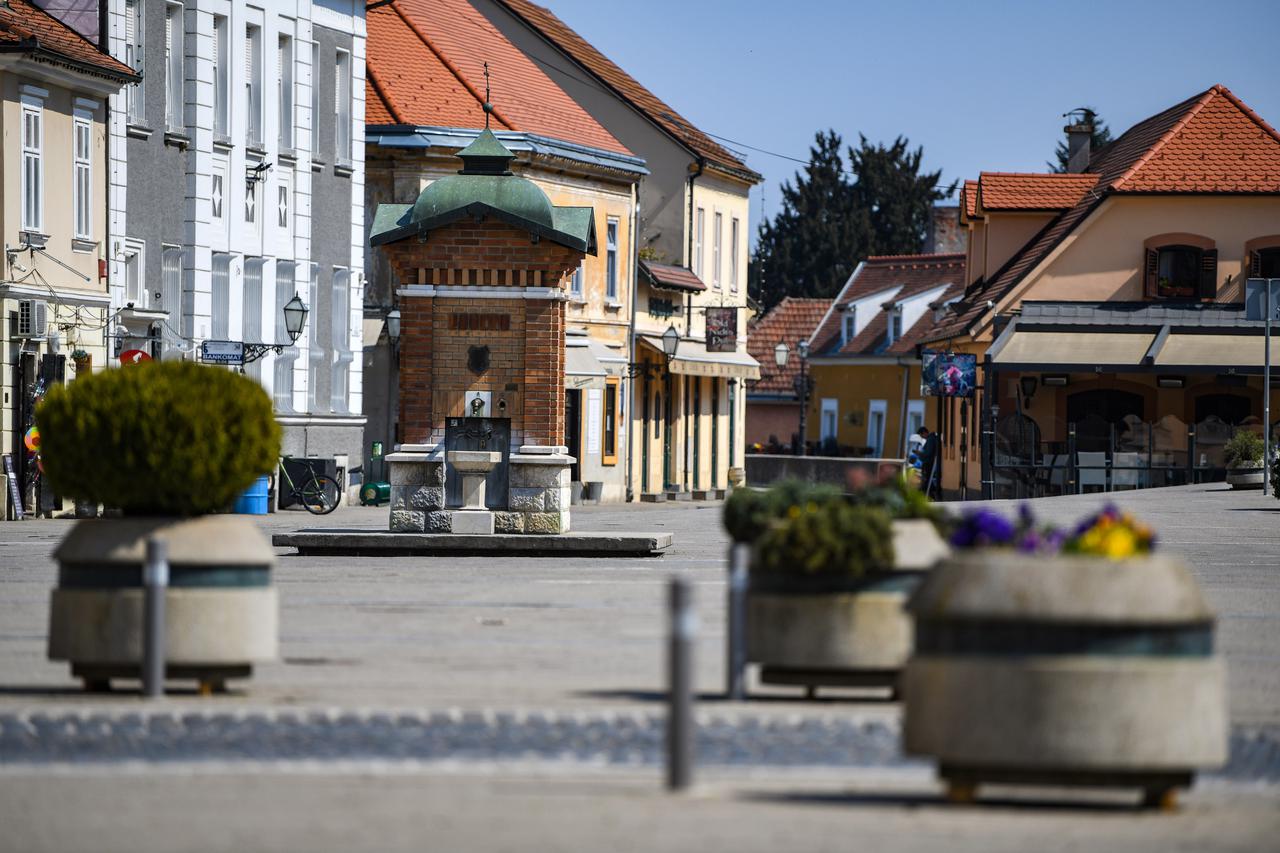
xmin=661 ymin=324 xmax=680 ymax=362
xmin=283 ymin=294 xmax=308 ymax=344
xmin=385 ymin=309 xmax=401 ymax=344
xmin=774 ymin=341 xmax=789 ymax=369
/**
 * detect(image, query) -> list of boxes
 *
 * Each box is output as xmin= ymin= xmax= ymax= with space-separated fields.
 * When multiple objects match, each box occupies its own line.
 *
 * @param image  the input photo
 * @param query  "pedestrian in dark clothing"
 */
xmin=918 ymin=427 xmax=942 ymax=499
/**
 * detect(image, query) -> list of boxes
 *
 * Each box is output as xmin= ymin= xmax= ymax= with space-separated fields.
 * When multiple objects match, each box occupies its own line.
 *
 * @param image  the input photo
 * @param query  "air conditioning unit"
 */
xmin=16 ymin=299 xmax=47 ymax=339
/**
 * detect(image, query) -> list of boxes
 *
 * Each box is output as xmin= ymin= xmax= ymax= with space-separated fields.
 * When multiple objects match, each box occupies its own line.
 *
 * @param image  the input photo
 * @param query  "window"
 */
xmin=694 ymin=207 xmax=705 ymax=278
xmin=213 ymin=15 xmax=228 ymax=136
xmin=273 ymin=262 xmax=297 ymax=410
xmin=243 ymin=258 xmax=264 ymax=380
xmin=72 ymin=113 xmax=91 ymax=240
xmin=331 ymin=268 xmax=351 ymax=412
xmin=334 ymin=49 xmax=351 ymax=163
xmin=161 ymin=246 xmax=185 ymax=339
xmin=1145 ymin=243 xmax=1216 ymax=300
xmin=887 ymin=309 xmax=903 ymax=344
xmin=1253 ymin=247 xmax=1280 ymax=279
xmin=867 ymin=399 xmax=887 ymax=457
xmin=21 ymin=101 xmax=42 ymax=232
xmin=125 ymin=0 xmax=144 ymax=123
xmin=245 ymin=24 xmax=262 ymax=146
xmin=307 ymin=264 xmax=325 ymax=412
xmin=905 ymin=399 xmax=925 ymax=454
xmin=603 ymin=377 xmax=620 ymax=465
xmin=310 ymin=42 xmax=320 ymax=150
xmin=277 ymin=173 xmax=291 ymax=232
xmin=730 ymin=217 xmax=740 ymax=292
xmin=606 ymin=218 xmax=619 ymax=301
xmin=570 ymin=261 xmax=584 ymax=298
xmin=123 ymin=241 xmax=145 ymax=307
xmin=820 ymin=398 xmax=839 ymax=444
xmin=277 ymin=33 xmax=293 ymax=150
xmin=245 ymin=179 xmax=257 ymax=225
xmin=211 ymin=162 xmax=226 ymax=222
xmin=712 ymin=211 xmax=722 ymax=288
xmin=164 ymin=3 xmax=183 ymax=130
xmin=211 ymin=253 xmax=231 ymax=339
xmin=841 ymin=309 xmax=856 ymax=346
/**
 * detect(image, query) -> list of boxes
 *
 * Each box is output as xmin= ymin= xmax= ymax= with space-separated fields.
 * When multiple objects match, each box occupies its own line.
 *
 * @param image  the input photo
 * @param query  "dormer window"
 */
xmin=1143 ymin=236 xmax=1217 ymax=300
xmin=841 ymin=308 xmax=856 ymax=345
xmin=887 ymin=308 xmax=903 ymax=344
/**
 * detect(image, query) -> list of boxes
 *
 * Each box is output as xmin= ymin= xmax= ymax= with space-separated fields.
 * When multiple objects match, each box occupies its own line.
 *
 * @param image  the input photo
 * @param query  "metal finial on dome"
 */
xmin=483 ymin=61 xmax=492 ymax=129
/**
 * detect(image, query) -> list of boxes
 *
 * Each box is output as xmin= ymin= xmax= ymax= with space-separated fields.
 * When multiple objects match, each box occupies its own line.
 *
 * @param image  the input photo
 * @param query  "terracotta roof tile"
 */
xmin=492 ymin=0 xmax=760 ymax=182
xmin=962 ymin=180 xmax=979 ymax=219
xmin=639 ymin=260 xmax=705 ymax=292
xmin=366 ymin=0 xmax=629 ymax=156
xmin=977 ymin=172 xmax=1099 ymax=210
xmin=810 ymin=254 xmax=965 ymax=357
xmin=746 ymin=297 xmax=831 ymax=396
xmin=0 ymin=0 xmax=135 ymax=80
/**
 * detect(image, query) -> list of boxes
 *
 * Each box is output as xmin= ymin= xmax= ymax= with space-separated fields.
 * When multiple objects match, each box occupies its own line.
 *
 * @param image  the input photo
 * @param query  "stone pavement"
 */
xmin=1 ymin=484 xmax=1278 ymax=851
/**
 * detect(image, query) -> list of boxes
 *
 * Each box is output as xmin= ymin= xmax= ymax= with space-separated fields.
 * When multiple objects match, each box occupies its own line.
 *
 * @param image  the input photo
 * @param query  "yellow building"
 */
xmin=926 ymin=85 xmax=1280 ymax=498
xmin=0 ymin=0 xmax=134 ymax=517
xmin=804 ymin=255 xmax=965 ymax=460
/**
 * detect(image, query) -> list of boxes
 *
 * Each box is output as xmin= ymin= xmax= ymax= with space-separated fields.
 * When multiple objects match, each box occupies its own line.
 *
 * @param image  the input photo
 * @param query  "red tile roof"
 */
xmin=492 ymin=0 xmax=761 ymax=183
xmin=639 ymin=260 xmax=705 ymax=293
xmin=961 ymin=179 xmax=979 ymax=219
xmin=746 ymin=297 xmax=831 ymax=396
xmin=366 ymin=0 xmax=630 ymax=156
xmin=0 ymin=0 xmax=135 ymax=80
xmin=810 ymin=254 xmax=965 ymax=357
xmin=977 ymin=172 xmax=1100 ymax=210
xmin=929 ymin=84 xmax=1280 ymax=343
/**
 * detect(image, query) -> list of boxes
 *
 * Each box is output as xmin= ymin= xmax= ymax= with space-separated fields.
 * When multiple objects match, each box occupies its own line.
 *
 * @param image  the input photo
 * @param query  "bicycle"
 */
xmin=279 ymin=458 xmax=341 ymax=515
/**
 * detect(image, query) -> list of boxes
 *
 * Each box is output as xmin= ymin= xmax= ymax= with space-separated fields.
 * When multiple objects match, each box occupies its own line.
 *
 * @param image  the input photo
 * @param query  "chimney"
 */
xmin=1063 ymin=109 xmax=1095 ymax=173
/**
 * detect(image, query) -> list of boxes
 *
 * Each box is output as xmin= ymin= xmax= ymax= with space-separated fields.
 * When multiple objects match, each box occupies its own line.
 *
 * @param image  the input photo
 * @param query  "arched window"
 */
xmin=1143 ymin=235 xmax=1217 ymax=300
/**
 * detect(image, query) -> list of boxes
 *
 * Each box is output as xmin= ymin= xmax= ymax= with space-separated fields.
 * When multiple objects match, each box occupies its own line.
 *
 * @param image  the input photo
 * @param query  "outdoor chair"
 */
xmin=1111 ymin=452 xmax=1144 ymax=490
xmin=1048 ymin=454 xmax=1069 ymax=495
xmin=1077 ymin=451 xmax=1108 ymax=493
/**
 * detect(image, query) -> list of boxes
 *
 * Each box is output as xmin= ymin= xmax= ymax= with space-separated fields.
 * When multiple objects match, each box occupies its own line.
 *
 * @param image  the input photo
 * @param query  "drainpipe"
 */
xmin=683 ymin=158 xmax=703 ymax=493
xmin=625 ymin=183 xmax=640 ymax=502
xmin=898 ymin=360 xmax=911 ymax=456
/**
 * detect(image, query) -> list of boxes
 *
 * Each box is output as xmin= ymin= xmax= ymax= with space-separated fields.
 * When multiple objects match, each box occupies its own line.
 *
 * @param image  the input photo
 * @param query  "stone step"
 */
xmin=639 ymin=492 xmax=667 ymax=503
xmin=664 ymin=490 xmax=693 ymax=502
xmin=272 ymin=529 xmax=672 ymax=558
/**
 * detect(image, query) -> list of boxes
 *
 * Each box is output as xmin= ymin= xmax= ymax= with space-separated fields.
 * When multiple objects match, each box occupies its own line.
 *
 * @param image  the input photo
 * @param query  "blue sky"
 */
xmin=537 ymin=0 xmax=1280 ymax=241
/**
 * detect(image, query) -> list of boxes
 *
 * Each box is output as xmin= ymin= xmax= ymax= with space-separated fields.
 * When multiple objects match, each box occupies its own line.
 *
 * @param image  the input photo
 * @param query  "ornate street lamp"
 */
xmin=795 ymin=339 xmax=812 ymax=456
xmin=385 ymin=309 xmax=401 ymax=345
xmin=661 ymin=324 xmax=680 ymax=362
xmin=774 ymin=341 xmax=789 ymax=369
xmin=282 ymin=294 xmax=308 ymax=343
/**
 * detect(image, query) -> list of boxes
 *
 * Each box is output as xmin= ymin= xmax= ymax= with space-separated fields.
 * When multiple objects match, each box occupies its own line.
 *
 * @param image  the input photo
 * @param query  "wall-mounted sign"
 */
xmin=705 ymin=306 xmax=737 ymax=353
xmin=119 ymin=348 xmax=154 ymax=366
xmin=649 ymin=297 xmax=675 ymax=319
xmin=200 ymin=340 xmax=244 ymax=365
xmin=921 ymin=350 xmax=977 ymax=398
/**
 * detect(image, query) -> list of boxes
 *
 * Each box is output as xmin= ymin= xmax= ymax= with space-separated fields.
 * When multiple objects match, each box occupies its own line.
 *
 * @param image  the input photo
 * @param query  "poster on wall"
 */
xmin=705 ymin=306 xmax=737 ymax=352
xmin=586 ymin=388 xmax=602 ymax=455
xmin=921 ymin=350 xmax=977 ymax=398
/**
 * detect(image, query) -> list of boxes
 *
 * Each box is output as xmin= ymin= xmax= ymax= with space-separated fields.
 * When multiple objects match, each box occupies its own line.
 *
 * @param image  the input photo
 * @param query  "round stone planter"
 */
xmin=1225 ymin=466 xmax=1264 ymax=489
xmin=48 ymin=514 xmax=278 ymax=694
xmin=902 ymin=551 xmax=1227 ymax=808
xmin=746 ymin=519 xmax=947 ymax=696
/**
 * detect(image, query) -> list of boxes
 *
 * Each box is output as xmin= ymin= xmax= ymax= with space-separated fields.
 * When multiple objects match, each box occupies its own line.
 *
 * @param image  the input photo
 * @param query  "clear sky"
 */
xmin=535 ymin=0 xmax=1280 ymax=243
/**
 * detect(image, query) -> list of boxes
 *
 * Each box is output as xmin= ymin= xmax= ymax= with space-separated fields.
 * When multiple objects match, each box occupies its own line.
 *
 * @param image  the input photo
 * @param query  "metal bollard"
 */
xmin=666 ymin=576 xmax=695 ymax=792
xmin=142 ymin=537 xmax=168 ymax=698
xmin=725 ymin=543 xmax=750 ymax=701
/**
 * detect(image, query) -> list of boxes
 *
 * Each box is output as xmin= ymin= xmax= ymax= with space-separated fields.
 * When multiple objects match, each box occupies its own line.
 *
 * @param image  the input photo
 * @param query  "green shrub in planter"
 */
xmin=722 ymin=480 xmax=843 ymax=544
xmin=36 ymin=361 xmax=280 ymax=516
xmin=1224 ymin=428 xmax=1263 ymax=468
xmin=754 ymin=502 xmax=893 ymax=579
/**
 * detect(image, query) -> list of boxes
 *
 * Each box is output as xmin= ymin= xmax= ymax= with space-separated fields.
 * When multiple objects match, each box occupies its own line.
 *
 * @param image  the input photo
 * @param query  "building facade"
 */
xmin=0 ymin=0 xmax=135 ymax=517
xmin=105 ymin=0 xmax=367 ymax=488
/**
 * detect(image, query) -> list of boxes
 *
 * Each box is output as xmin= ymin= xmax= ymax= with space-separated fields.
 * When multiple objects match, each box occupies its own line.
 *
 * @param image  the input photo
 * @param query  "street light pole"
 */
xmin=1266 ymin=280 xmax=1273 ymax=496
xmin=797 ymin=340 xmax=810 ymax=457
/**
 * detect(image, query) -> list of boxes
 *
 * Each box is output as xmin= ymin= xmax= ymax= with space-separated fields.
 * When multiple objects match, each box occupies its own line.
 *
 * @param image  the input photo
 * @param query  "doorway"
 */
xmin=565 ymin=388 xmax=582 ymax=483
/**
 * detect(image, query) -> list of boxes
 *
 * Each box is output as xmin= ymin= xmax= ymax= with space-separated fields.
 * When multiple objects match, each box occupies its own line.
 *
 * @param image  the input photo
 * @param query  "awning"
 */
xmin=566 ymin=338 xmax=607 ymax=377
xmin=1155 ymin=333 xmax=1263 ymax=368
xmin=992 ymin=330 xmax=1156 ymax=368
xmin=640 ymin=335 xmax=761 ymax=380
xmin=990 ymin=324 xmax=1273 ymax=373
xmin=362 ymin=318 xmax=385 ymax=347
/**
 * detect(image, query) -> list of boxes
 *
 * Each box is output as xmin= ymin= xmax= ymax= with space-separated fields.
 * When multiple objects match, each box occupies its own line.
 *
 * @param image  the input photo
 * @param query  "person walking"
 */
xmin=918 ymin=427 xmax=942 ymax=499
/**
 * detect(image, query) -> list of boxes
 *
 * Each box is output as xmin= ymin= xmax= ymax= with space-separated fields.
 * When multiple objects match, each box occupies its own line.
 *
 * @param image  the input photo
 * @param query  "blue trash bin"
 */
xmin=232 ymin=475 xmax=270 ymax=515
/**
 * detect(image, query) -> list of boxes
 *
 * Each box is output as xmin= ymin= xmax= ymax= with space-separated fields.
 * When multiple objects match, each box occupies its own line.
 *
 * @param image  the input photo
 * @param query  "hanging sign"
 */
xmin=921 ymin=350 xmax=977 ymax=398
xmin=705 ymin=306 xmax=738 ymax=353
xmin=200 ymin=340 xmax=245 ymax=365
xmin=119 ymin=349 xmax=153 ymax=366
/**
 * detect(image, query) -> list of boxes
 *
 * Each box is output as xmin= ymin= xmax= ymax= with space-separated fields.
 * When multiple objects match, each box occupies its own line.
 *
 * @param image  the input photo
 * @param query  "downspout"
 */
xmin=625 ymin=183 xmax=640 ymax=501
xmin=683 ymin=158 xmax=703 ymax=494
xmin=898 ymin=359 xmax=910 ymax=457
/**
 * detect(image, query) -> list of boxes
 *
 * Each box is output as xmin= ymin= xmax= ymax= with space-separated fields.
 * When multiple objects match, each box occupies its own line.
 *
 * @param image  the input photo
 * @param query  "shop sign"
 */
xmin=705 ymin=306 xmax=737 ymax=353
xmin=200 ymin=340 xmax=244 ymax=365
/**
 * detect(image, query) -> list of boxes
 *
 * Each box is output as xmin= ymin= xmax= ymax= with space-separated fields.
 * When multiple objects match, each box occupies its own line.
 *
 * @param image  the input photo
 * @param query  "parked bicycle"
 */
xmin=279 ymin=458 xmax=341 ymax=515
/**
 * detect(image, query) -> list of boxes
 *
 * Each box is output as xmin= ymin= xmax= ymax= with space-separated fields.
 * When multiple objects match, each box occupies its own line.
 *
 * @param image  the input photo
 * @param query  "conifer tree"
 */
xmin=1048 ymin=108 xmax=1114 ymax=172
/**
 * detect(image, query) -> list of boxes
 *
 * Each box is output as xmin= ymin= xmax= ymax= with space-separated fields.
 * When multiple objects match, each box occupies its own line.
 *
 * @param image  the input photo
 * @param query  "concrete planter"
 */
xmin=902 ymin=551 xmax=1227 ymax=808
xmin=1226 ymin=466 xmax=1264 ymax=489
xmin=746 ymin=519 xmax=947 ymax=696
xmin=48 ymin=515 xmax=278 ymax=694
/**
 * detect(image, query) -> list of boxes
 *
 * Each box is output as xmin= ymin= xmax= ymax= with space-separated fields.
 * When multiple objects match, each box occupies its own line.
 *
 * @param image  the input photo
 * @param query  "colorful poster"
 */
xmin=921 ymin=351 xmax=977 ymax=398
xmin=705 ymin=306 xmax=737 ymax=353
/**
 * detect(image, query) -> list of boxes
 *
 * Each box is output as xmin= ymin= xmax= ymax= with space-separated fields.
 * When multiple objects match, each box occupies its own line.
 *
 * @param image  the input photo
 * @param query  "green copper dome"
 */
xmin=410 ymin=129 xmax=555 ymax=231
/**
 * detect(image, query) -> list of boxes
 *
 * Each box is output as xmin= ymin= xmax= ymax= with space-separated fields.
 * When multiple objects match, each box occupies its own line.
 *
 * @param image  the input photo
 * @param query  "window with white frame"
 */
xmin=712 ymin=211 xmax=722 ymax=288
xmin=840 ymin=309 xmax=856 ymax=346
xmin=210 ymin=160 xmax=226 ymax=229
xmin=72 ymin=112 xmax=91 ymax=240
xmin=334 ymin=49 xmax=351 ymax=163
xmin=277 ymin=172 xmax=291 ymax=234
xmin=694 ymin=207 xmax=705 ymax=278
xmin=161 ymin=245 xmax=185 ymax=340
xmin=887 ymin=309 xmax=903 ymax=345
xmin=277 ymin=33 xmax=293 ymax=150
xmin=123 ymin=241 xmax=145 ymax=307
xmin=730 ymin=217 xmax=740 ymax=292
xmin=570 ymin=260 xmax=583 ymax=299
xmin=213 ymin=15 xmax=228 ymax=136
xmin=307 ymin=264 xmax=324 ymax=412
xmin=820 ymin=398 xmax=839 ymax=443
xmin=243 ymin=258 xmax=264 ymax=380
xmin=164 ymin=3 xmax=183 ymax=130
xmin=330 ymin=268 xmax=351 ymax=412
xmin=867 ymin=399 xmax=888 ymax=457
xmin=905 ymin=399 xmax=925 ymax=454
xmin=273 ymin=262 xmax=297 ymax=410
xmin=211 ymin=253 xmax=231 ymax=340
xmin=21 ymin=99 xmax=42 ymax=232
xmin=310 ymin=42 xmax=320 ymax=152
xmin=245 ymin=23 xmax=262 ymax=146
xmin=125 ymin=0 xmax=144 ymax=123
xmin=245 ymin=178 xmax=258 ymax=227
xmin=606 ymin=218 xmax=619 ymax=301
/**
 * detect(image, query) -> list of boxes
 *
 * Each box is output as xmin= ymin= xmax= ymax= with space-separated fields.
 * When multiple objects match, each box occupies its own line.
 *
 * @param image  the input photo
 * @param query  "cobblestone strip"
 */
xmin=0 ymin=712 xmax=1276 ymax=783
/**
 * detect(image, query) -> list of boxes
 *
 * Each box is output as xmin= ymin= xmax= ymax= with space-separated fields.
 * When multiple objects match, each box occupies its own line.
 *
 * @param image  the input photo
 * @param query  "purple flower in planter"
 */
xmin=950 ymin=509 xmax=1016 ymax=548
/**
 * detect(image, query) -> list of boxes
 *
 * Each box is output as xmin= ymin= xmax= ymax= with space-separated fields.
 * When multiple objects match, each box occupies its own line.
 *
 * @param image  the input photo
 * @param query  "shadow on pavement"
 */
xmin=741 ymin=789 xmax=1144 ymax=813
xmin=573 ymin=688 xmax=899 ymax=705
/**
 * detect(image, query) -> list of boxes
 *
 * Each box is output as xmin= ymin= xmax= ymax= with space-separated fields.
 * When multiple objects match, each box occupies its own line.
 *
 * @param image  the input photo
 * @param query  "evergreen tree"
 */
xmin=749 ymin=131 xmax=952 ymax=311
xmin=1049 ymin=108 xmax=1114 ymax=172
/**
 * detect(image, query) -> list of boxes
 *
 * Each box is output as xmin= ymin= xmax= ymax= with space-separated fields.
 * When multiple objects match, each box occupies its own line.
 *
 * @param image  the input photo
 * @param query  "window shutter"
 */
xmin=334 ymin=63 xmax=341 ymax=112
xmin=1198 ymin=248 xmax=1218 ymax=300
xmin=1143 ymin=248 xmax=1159 ymax=298
xmin=245 ymin=31 xmax=253 ymax=78
xmin=125 ymin=0 xmax=136 ymax=44
xmin=1251 ymin=250 xmax=1262 ymax=278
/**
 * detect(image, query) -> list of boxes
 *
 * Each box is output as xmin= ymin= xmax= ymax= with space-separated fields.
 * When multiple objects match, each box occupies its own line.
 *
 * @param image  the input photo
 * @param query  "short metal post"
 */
xmin=143 ymin=537 xmax=168 ymax=698
xmin=667 ymin=576 xmax=695 ymax=791
xmin=725 ymin=543 xmax=750 ymax=701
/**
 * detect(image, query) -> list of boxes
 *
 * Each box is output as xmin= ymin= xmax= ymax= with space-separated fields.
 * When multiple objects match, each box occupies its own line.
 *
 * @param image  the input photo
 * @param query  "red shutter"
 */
xmin=1250 ymin=250 xmax=1262 ymax=278
xmin=1198 ymin=249 xmax=1218 ymax=300
xmin=1144 ymin=248 xmax=1159 ymax=298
